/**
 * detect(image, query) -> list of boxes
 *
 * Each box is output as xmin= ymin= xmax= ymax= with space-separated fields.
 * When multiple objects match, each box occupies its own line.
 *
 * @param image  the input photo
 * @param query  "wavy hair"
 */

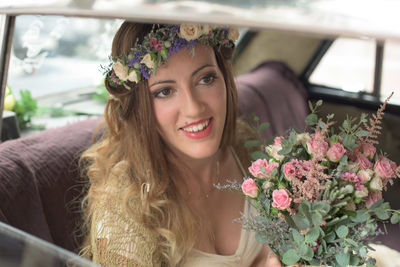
xmin=80 ymin=22 xmax=238 ymax=266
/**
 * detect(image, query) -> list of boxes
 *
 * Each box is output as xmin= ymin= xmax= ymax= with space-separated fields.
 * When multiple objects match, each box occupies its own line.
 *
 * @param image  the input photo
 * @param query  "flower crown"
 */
xmin=106 ymin=24 xmax=239 ymax=89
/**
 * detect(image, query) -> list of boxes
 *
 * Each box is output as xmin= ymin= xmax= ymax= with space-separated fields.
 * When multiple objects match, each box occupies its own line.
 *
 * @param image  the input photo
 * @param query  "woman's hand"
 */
xmin=251 ymin=245 xmax=282 ymax=267
xmin=264 ymin=248 xmax=281 ymax=267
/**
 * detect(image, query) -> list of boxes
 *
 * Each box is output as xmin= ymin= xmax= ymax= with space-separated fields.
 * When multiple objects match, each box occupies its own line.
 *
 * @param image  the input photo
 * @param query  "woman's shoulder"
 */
xmin=89 ymin=185 xmax=161 ymax=266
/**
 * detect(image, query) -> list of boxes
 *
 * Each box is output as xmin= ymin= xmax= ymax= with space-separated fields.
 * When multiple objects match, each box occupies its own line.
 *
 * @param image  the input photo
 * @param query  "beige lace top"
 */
xmin=88 ymin=148 xmax=263 ymax=267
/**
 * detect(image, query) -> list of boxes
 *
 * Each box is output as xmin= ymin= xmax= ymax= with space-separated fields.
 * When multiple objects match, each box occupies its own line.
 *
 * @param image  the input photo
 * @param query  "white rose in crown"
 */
xmin=140 ymin=53 xmax=156 ymax=70
xmin=127 ymin=70 xmax=138 ymax=83
xmin=113 ymin=62 xmax=129 ymax=81
xmin=228 ymin=28 xmax=239 ymax=42
xmin=180 ymin=24 xmax=202 ymax=41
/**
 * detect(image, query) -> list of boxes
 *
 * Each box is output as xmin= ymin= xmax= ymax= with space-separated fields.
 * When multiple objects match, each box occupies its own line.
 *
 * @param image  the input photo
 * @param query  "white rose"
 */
xmin=140 ymin=53 xmax=155 ymax=70
xmin=355 ymin=187 xmax=368 ymax=198
xmin=369 ymin=177 xmax=383 ymax=191
xmin=296 ymin=133 xmax=311 ymax=146
xmin=112 ymin=62 xmax=129 ymax=81
xmin=358 ymin=169 xmax=374 ymax=183
xmin=266 ymin=145 xmax=284 ymax=162
xmin=180 ymin=24 xmax=201 ymax=41
xmin=127 ymin=70 xmax=138 ymax=83
xmin=201 ymin=25 xmax=212 ymax=35
xmin=228 ymin=27 xmax=239 ymax=42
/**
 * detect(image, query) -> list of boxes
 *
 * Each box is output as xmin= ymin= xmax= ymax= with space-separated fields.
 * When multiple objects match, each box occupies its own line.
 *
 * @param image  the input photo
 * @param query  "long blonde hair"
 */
xmin=80 ymin=22 xmax=239 ymax=265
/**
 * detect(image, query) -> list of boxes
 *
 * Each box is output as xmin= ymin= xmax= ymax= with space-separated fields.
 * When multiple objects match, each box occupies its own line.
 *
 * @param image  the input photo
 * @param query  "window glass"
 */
xmin=8 ymin=15 xmax=120 ymax=98
xmin=309 ymin=37 xmax=375 ymax=93
xmin=382 ymin=40 xmax=400 ymax=105
xmin=5 ymin=15 xmax=121 ymax=134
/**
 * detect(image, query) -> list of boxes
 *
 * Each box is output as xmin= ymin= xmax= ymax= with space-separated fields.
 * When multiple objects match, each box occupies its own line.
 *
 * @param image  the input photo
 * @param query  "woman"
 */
xmin=80 ymin=22 xmax=281 ymax=267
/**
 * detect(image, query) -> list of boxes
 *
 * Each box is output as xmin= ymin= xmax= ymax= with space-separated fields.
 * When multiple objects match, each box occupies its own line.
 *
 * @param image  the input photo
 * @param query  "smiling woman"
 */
xmin=79 ymin=22 xmax=281 ymax=267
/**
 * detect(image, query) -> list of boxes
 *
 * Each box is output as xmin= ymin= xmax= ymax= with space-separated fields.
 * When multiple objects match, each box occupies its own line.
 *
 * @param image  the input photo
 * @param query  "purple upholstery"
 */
xmin=236 ymin=61 xmax=309 ymax=140
xmin=0 ymin=118 xmax=102 ymax=252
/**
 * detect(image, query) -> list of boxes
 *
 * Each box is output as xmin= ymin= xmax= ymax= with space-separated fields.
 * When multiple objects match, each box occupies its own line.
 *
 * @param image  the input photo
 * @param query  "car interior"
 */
xmin=0 ymin=0 xmax=399 ymax=262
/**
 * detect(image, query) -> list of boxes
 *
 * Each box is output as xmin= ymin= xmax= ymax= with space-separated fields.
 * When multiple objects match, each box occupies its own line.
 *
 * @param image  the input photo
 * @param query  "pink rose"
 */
xmin=241 ymin=178 xmax=258 ymax=198
xmin=306 ymin=132 xmax=328 ymax=159
xmin=355 ymin=153 xmax=373 ymax=170
xmin=362 ymin=143 xmax=376 ymax=160
xmin=283 ymin=162 xmax=297 ymax=180
xmin=366 ymin=191 xmax=382 ymax=208
xmin=327 ymin=142 xmax=346 ymax=162
xmin=272 ymin=189 xmax=292 ymax=210
xmin=374 ymin=156 xmax=395 ymax=178
xmin=273 ymin=136 xmax=284 ymax=146
xmin=248 ymin=159 xmax=278 ymax=178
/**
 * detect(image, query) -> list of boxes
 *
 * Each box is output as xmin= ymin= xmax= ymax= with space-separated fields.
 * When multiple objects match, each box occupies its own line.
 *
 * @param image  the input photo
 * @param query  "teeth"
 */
xmin=183 ymin=119 xmax=210 ymax=133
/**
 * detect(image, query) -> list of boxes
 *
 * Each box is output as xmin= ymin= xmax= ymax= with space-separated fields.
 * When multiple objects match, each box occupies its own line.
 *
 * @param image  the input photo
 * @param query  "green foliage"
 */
xmin=335 ymin=252 xmax=350 ymax=267
xmin=12 ymin=89 xmax=38 ymax=129
xmin=92 ymin=83 xmax=109 ymax=102
xmin=282 ymin=249 xmax=300 ymax=265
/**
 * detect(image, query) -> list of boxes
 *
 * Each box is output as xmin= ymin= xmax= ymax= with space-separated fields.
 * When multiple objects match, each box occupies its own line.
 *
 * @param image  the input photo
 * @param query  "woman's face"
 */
xmin=148 ymin=45 xmax=227 ymax=160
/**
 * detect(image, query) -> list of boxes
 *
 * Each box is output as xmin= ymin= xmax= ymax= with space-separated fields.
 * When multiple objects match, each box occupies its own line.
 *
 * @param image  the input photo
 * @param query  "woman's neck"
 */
xmin=172 ymin=147 xmax=228 ymax=198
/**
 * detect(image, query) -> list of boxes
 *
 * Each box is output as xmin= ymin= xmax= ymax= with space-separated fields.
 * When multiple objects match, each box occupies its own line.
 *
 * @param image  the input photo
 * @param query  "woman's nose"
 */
xmin=180 ymin=87 xmax=205 ymax=116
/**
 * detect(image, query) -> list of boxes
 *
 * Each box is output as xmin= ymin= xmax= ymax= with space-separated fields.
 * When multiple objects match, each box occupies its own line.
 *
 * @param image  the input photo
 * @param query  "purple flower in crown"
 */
xmin=186 ymin=40 xmax=197 ymax=51
xmin=140 ymin=64 xmax=150 ymax=80
xmin=129 ymin=51 xmax=147 ymax=67
xmin=170 ymin=25 xmax=180 ymax=34
xmin=168 ymin=36 xmax=187 ymax=57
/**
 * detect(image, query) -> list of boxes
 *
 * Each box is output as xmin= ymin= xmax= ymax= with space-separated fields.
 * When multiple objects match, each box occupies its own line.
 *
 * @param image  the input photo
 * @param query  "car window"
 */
xmin=5 ymin=15 xmax=121 ymax=134
xmin=382 ymin=40 xmax=400 ymax=104
xmin=309 ymin=37 xmax=375 ymax=94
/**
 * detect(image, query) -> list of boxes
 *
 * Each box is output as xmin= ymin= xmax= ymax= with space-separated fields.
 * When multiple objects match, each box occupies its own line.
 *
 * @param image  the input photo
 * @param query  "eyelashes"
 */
xmin=151 ymin=71 xmax=219 ymax=99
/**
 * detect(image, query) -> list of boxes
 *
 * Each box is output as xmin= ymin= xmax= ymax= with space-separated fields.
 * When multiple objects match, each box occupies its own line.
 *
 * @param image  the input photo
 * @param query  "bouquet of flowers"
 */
xmin=240 ymin=94 xmax=400 ymax=267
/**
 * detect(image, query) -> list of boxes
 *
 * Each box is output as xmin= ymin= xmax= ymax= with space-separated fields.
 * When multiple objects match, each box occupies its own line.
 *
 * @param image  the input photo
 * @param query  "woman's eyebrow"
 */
xmin=191 ymin=64 xmax=214 ymax=77
xmin=149 ymin=79 xmax=175 ymax=88
xmin=149 ymin=64 xmax=214 ymax=88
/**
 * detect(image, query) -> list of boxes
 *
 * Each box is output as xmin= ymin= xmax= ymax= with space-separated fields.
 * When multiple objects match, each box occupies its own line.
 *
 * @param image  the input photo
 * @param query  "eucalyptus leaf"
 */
xmin=336 ymin=252 xmax=350 ymax=267
xmin=291 ymin=228 xmax=304 ymax=244
xmin=316 ymin=99 xmax=323 ymax=107
xmin=258 ymin=122 xmax=270 ymax=132
xmin=305 ymin=227 xmax=320 ymax=243
xmin=244 ymin=140 xmax=262 ymax=148
xmin=251 ymin=151 xmax=268 ymax=160
xmin=312 ymin=212 xmax=323 ymax=226
xmin=312 ymin=201 xmax=331 ymax=216
xmin=335 ymin=225 xmax=349 ymax=239
xmin=305 ymin=113 xmax=318 ymax=126
xmin=301 ymin=246 xmax=314 ymax=261
xmin=282 ymin=249 xmax=300 ymax=265
xmin=351 ymin=210 xmax=370 ymax=223
xmin=293 ymin=213 xmax=310 ymax=230
xmin=359 ymin=247 xmax=367 ymax=257
xmin=355 ymin=130 xmax=369 ymax=137
xmin=391 ymin=213 xmax=400 ymax=224
xmin=374 ymin=206 xmax=390 ymax=220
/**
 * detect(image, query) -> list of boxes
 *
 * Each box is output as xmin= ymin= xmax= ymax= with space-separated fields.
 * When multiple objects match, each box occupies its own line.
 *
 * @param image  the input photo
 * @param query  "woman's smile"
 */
xmin=180 ymin=118 xmax=213 ymax=139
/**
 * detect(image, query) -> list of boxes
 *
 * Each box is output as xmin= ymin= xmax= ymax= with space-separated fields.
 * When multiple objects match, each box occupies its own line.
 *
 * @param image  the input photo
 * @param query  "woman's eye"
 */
xmin=199 ymin=73 xmax=217 ymax=85
xmin=153 ymin=88 xmax=172 ymax=98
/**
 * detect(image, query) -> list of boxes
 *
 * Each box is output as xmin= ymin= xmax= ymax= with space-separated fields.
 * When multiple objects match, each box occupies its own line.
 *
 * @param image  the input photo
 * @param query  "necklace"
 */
xmin=188 ymin=160 xmax=220 ymax=199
